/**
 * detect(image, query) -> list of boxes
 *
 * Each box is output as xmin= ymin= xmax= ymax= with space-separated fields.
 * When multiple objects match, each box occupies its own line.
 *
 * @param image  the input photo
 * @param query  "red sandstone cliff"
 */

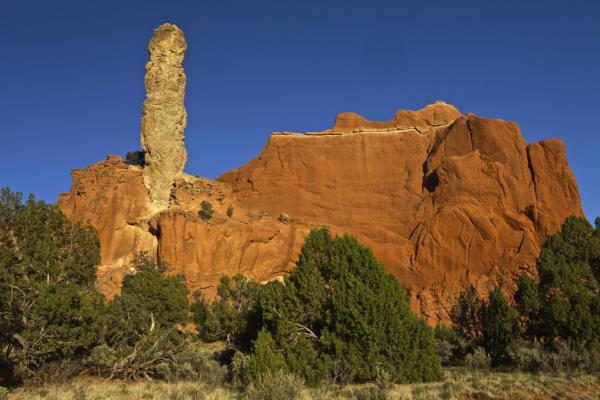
xmin=59 ymin=102 xmax=583 ymax=322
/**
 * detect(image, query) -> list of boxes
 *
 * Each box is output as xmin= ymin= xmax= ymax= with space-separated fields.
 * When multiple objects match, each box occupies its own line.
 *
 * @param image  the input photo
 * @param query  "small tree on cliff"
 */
xmin=250 ymin=228 xmax=441 ymax=385
xmin=200 ymin=201 xmax=214 ymax=220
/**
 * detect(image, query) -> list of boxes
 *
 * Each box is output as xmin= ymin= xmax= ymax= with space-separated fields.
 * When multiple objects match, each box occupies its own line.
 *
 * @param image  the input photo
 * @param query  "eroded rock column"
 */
xmin=141 ymin=23 xmax=188 ymax=209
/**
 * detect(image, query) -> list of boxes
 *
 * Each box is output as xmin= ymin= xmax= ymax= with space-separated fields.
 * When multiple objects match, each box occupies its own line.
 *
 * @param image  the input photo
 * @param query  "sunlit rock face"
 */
xmin=59 ymin=23 xmax=585 ymax=324
xmin=140 ymin=23 xmax=188 ymax=209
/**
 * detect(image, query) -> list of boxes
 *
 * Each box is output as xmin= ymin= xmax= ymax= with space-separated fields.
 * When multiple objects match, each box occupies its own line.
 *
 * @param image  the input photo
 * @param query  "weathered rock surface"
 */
xmin=140 ymin=23 xmax=188 ymax=209
xmin=59 ymin=159 xmax=309 ymax=299
xmin=60 ymin=102 xmax=583 ymax=323
xmin=219 ymin=104 xmax=583 ymax=321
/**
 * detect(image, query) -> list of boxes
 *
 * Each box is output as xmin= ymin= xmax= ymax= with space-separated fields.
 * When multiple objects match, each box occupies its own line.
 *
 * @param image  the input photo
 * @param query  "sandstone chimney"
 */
xmin=140 ymin=23 xmax=188 ymax=209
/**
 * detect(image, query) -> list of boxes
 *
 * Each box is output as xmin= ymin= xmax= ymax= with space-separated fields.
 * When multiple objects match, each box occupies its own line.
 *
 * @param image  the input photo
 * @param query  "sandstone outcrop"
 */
xmin=141 ymin=23 xmax=188 ymax=209
xmin=60 ymin=101 xmax=583 ymax=323
xmin=59 ymin=158 xmax=310 ymax=299
xmin=58 ymin=25 xmax=584 ymax=323
xmin=219 ymin=104 xmax=583 ymax=321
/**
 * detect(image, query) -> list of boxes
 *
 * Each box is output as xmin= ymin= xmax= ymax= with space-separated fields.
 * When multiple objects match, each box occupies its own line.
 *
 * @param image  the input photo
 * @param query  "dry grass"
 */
xmin=5 ymin=368 xmax=599 ymax=400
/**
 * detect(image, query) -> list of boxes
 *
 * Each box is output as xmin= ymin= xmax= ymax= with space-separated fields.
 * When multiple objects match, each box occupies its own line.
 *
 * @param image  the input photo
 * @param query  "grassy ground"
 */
xmin=5 ymin=368 xmax=599 ymax=400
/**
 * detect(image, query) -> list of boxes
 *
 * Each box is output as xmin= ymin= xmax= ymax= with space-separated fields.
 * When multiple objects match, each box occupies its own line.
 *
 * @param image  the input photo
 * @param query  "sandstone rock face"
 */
xmin=59 ymin=97 xmax=583 ymax=322
xmin=58 ymin=156 xmax=157 ymax=296
xmin=140 ymin=23 xmax=188 ymax=209
xmin=59 ymin=160 xmax=309 ymax=299
xmin=219 ymin=104 xmax=583 ymax=321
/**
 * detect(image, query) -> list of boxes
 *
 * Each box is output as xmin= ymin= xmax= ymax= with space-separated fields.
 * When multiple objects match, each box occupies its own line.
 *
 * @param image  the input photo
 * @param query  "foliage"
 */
xmin=464 ymin=347 xmax=491 ymax=370
xmin=101 ymin=253 xmax=191 ymax=379
xmin=200 ymin=274 xmax=260 ymax=347
xmin=251 ymin=228 xmax=441 ymax=385
xmin=199 ymin=201 xmax=214 ymax=220
xmin=105 ymin=253 xmax=189 ymax=349
xmin=451 ymin=286 xmax=519 ymax=365
xmin=479 ymin=288 xmax=520 ymax=364
xmin=124 ymin=151 xmax=145 ymax=166
xmin=246 ymin=329 xmax=287 ymax=380
xmin=433 ymin=323 xmax=464 ymax=366
xmin=515 ymin=216 xmax=600 ymax=350
xmin=227 ymin=206 xmax=234 ymax=218
xmin=245 ymin=370 xmax=305 ymax=400
xmin=190 ymin=292 xmax=209 ymax=327
xmin=0 ymin=188 xmax=102 ymax=379
xmin=450 ymin=285 xmax=483 ymax=348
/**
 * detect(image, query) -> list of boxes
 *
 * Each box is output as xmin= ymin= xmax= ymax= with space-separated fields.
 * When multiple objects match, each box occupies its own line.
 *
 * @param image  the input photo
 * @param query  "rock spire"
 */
xmin=140 ymin=23 xmax=188 ymax=208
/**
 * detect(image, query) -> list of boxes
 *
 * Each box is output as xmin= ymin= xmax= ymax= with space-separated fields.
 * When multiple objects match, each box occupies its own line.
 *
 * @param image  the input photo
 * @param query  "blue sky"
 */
xmin=1 ymin=0 xmax=598 ymax=219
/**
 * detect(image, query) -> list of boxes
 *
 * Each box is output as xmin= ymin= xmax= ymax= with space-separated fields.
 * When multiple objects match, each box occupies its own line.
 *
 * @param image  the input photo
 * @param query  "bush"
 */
xmin=0 ymin=188 xmax=102 ymax=380
xmin=252 ymin=228 xmax=441 ymax=385
xmin=105 ymin=253 xmax=189 ymax=345
xmin=245 ymin=370 xmax=305 ymax=400
xmin=200 ymin=274 xmax=260 ymax=347
xmin=515 ymin=216 xmax=600 ymax=349
xmin=200 ymin=200 xmax=214 ymax=220
xmin=352 ymin=386 xmax=389 ymax=400
xmin=479 ymin=289 xmax=520 ymax=364
xmin=227 ymin=206 xmax=234 ymax=218
xmin=0 ymin=386 xmax=8 ymax=400
xmin=506 ymin=342 xmax=553 ymax=372
xmin=230 ymin=351 xmax=252 ymax=386
xmin=247 ymin=330 xmax=287 ymax=380
xmin=464 ymin=347 xmax=491 ymax=370
xmin=100 ymin=253 xmax=191 ymax=380
xmin=125 ymin=151 xmax=145 ymax=166
xmin=450 ymin=285 xmax=483 ymax=349
xmin=450 ymin=286 xmax=520 ymax=366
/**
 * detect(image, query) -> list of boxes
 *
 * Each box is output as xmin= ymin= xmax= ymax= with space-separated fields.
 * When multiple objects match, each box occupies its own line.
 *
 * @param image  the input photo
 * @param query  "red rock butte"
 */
xmin=59 ymin=99 xmax=583 ymax=323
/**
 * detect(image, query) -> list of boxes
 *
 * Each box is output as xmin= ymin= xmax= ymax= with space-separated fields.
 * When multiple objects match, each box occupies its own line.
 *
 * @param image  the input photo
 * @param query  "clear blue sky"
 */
xmin=1 ymin=0 xmax=598 ymax=220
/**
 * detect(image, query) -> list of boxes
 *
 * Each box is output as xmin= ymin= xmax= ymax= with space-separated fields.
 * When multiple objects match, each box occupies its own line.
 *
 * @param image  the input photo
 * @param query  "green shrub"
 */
xmin=479 ymin=289 xmax=520 ymax=364
xmin=0 ymin=386 xmax=8 ymax=400
xmin=451 ymin=286 xmax=520 ymax=366
xmin=105 ymin=253 xmax=189 ymax=346
xmin=434 ymin=323 xmax=465 ymax=366
xmin=125 ymin=150 xmax=145 ymax=166
xmin=190 ymin=292 xmax=209 ymax=327
xmin=227 ymin=206 xmax=234 ymax=218
xmin=100 ymin=253 xmax=191 ymax=380
xmin=515 ymin=216 xmax=600 ymax=349
xmin=231 ymin=351 xmax=252 ymax=386
xmin=0 ymin=188 xmax=102 ymax=380
xmin=464 ymin=347 xmax=491 ymax=370
xmin=252 ymin=228 xmax=441 ymax=385
xmin=200 ymin=200 xmax=214 ymax=220
xmin=352 ymin=386 xmax=389 ymax=400
xmin=247 ymin=330 xmax=287 ymax=380
xmin=450 ymin=285 xmax=483 ymax=349
xmin=245 ymin=370 xmax=304 ymax=400
xmin=171 ymin=343 xmax=227 ymax=384
xmin=506 ymin=342 xmax=551 ymax=372
xmin=200 ymin=274 xmax=260 ymax=347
